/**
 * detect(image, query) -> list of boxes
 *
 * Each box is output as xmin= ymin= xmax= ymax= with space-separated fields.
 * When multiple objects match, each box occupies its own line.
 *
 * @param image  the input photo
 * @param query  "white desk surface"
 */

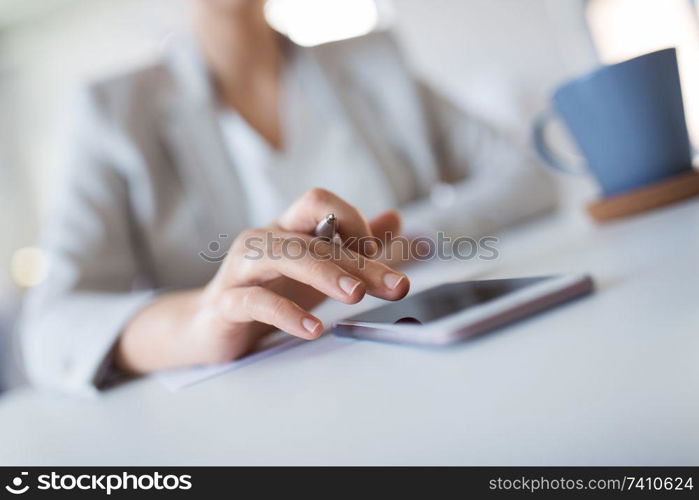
xmin=1 ymin=200 xmax=698 ymax=465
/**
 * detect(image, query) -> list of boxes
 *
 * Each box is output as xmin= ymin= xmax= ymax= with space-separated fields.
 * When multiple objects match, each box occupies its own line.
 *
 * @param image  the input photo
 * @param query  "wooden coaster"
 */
xmin=587 ymin=170 xmax=699 ymax=222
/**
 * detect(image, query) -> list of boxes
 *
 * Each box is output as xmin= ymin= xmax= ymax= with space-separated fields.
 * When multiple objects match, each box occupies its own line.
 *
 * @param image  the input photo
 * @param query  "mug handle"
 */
xmin=532 ymin=108 xmax=584 ymax=174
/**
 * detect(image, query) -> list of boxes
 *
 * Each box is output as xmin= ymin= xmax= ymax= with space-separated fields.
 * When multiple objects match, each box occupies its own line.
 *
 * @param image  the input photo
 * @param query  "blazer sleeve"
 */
xmin=19 ymin=88 xmax=155 ymax=396
xmin=400 ymin=81 xmax=558 ymax=239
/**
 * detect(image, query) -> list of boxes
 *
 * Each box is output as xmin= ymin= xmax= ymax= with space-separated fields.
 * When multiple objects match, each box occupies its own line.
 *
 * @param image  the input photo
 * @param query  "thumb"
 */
xmin=369 ymin=210 xmax=402 ymax=244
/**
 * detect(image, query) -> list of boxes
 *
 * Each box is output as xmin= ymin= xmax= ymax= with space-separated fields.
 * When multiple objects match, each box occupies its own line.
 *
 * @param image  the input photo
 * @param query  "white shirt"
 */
xmin=218 ymin=45 xmax=397 ymax=227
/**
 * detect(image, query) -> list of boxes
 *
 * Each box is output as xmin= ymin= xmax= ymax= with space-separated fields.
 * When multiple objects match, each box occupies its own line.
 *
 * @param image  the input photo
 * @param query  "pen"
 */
xmin=314 ymin=213 xmax=338 ymax=241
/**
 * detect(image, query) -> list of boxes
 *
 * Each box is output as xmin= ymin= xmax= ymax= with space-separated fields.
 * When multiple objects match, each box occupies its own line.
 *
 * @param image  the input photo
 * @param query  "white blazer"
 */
xmin=20 ymin=31 xmax=556 ymax=395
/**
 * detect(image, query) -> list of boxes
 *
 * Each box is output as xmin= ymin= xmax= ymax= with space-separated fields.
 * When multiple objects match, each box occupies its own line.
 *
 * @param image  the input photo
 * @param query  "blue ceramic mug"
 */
xmin=533 ymin=48 xmax=693 ymax=197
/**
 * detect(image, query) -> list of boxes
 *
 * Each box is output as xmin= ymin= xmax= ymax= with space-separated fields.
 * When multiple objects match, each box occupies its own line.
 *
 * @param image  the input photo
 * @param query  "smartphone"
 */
xmin=333 ymin=274 xmax=594 ymax=346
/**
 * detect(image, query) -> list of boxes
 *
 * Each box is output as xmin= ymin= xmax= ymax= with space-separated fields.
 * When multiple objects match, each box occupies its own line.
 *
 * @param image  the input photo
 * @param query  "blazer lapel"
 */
xmin=306 ymin=35 xmax=440 ymax=203
xmin=160 ymin=37 xmax=250 ymax=241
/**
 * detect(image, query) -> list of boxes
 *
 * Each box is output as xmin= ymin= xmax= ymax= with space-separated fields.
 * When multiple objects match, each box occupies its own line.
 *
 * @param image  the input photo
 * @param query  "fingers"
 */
xmin=369 ymin=210 xmax=411 ymax=267
xmin=219 ymin=286 xmax=324 ymax=340
xmin=311 ymin=239 xmax=410 ymax=301
xmin=232 ymin=232 xmax=367 ymax=305
xmin=277 ymin=188 xmax=378 ymax=255
xmin=215 ymin=225 xmax=408 ymax=306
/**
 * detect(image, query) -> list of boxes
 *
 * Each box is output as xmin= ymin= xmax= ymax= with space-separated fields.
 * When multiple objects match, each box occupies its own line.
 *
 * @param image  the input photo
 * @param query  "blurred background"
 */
xmin=0 ymin=0 xmax=697 ymax=392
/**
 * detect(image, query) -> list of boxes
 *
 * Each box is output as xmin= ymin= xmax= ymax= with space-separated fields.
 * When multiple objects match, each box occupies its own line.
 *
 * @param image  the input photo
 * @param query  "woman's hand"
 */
xmin=115 ymin=189 xmax=409 ymax=373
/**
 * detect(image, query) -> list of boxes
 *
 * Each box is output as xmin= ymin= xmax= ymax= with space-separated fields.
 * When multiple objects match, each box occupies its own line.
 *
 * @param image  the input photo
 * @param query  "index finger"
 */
xmin=276 ymin=188 xmax=379 ymax=256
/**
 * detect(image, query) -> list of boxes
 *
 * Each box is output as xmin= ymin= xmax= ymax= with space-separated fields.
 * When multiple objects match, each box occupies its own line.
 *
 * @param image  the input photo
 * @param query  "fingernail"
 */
xmin=383 ymin=273 xmax=405 ymax=290
xmin=302 ymin=317 xmax=321 ymax=335
xmin=339 ymin=276 xmax=362 ymax=296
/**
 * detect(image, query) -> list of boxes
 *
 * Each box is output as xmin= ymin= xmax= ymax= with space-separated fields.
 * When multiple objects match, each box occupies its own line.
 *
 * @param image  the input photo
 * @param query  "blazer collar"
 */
xmin=160 ymin=35 xmax=250 ymax=240
xmin=165 ymin=34 xmax=215 ymax=106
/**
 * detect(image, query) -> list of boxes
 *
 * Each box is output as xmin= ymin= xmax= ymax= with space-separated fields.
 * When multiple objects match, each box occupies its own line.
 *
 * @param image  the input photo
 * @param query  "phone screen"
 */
xmin=345 ymin=277 xmax=550 ymax=325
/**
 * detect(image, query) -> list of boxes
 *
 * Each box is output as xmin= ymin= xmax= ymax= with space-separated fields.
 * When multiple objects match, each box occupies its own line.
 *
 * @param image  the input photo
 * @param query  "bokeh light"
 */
xmin=265 ymin=0 xmax=381 ymax=47
xmin=10 ymin=246 xmax=49 ymax=288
